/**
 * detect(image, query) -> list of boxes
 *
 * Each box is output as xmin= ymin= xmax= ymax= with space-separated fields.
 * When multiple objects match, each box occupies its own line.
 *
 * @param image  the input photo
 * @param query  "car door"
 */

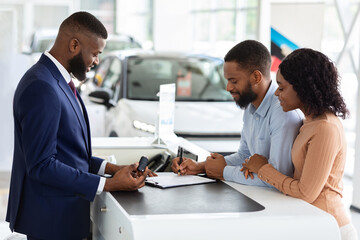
xmin=99 ymin=57 xmax=122 ymax=101
xmin=97 ymin=57 xmax=124 ymax=136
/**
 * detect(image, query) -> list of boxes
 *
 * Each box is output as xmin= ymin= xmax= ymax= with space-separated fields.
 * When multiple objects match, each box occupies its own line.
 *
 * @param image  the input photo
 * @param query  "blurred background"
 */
xmin=1 ymin=0 xmax=358 ymax=176
xmin=0 ymin=0 xmax=360 ymax=237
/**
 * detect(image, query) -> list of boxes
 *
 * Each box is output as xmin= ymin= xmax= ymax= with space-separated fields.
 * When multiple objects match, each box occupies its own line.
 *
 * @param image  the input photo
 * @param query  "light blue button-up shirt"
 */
xmin=223 ymin=81 xmax=303 ymax=188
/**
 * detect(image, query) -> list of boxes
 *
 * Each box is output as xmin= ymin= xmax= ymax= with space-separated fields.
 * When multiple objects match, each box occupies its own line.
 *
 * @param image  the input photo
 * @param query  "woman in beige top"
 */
xmin=243 ymin=48 xmax=358 ymax=240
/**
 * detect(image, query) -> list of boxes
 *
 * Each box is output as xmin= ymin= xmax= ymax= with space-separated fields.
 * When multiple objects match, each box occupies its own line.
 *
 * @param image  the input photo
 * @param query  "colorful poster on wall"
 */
xmin=271 ymin=27 xmax=299 ymax=72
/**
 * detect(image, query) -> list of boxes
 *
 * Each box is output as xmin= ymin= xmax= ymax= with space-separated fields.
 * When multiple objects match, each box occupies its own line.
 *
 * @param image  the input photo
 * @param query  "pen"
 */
xmin=178 ymin=147 xmax=183 ymax=175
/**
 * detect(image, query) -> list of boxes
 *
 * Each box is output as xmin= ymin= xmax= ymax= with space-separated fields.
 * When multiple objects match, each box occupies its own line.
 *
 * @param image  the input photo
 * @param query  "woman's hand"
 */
xmin=242 ymin=154 xmax=268 ymax=174
xmin=240 ymin=165 xmax=254 ymax=179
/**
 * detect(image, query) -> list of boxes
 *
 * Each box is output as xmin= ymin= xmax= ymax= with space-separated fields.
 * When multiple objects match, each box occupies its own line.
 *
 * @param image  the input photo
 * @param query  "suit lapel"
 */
xmin=78 ymin=93 xmax=92 ymax=155
xmin=39 ymin=54 xmax=90 ymax=155
xmin=58 ymin=79 xmax=90 ymax=155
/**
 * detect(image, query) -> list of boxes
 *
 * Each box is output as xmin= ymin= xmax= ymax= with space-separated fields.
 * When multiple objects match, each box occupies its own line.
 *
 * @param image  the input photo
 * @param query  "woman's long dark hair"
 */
xmin=279 ymin=48 xmax=349 ymax=119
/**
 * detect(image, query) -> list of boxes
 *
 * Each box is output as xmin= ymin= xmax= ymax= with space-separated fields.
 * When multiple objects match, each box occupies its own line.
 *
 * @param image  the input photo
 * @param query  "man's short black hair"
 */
xmin=224 ymin=40 xmax=271 ymax=77
xmin=60 ymin=11 xmax=108 ymax=39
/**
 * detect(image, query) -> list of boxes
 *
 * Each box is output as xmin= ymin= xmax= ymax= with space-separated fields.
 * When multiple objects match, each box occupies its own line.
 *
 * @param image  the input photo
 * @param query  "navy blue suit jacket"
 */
xmin=6 ymin=54 xmax=104 ymax=240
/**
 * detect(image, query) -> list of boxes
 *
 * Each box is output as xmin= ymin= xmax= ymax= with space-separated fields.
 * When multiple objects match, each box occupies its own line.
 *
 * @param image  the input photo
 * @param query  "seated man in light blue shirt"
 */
xmin=172 ymin=40 xmax=303 ymax=187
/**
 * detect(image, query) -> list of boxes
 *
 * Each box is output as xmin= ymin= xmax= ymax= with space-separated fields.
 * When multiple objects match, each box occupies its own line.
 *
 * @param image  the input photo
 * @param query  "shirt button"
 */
xmin=256 ymin=117 xmax=259 ymax=120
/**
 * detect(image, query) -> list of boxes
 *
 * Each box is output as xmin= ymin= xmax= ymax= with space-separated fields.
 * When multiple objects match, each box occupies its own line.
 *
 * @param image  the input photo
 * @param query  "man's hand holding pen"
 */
xmin=177 ymin=148 xmax=183 ymax=175
xmin=171 ymin=157 xmax=205 ymax=175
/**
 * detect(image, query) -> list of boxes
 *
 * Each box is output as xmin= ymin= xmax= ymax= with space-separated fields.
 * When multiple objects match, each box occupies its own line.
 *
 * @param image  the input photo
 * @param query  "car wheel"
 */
xmin=109 ymin=131 xmax=118 ymax=137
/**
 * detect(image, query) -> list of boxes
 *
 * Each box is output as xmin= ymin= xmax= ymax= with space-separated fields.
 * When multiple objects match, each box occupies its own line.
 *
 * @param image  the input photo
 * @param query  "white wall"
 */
xmin=116 ymin=0 xmax=193 ymax=52
xmin=152 ymin=0 xmax=192 ymax=52
xmin=271 ymin=2 xmax=325 ymax=50
xmin=0 ymin=9 xmax=16 ymax=171
xmin=0 ymin=9 xmax=28 ymax=171
xmin=0 ymin=1 xmax=71 ymax=171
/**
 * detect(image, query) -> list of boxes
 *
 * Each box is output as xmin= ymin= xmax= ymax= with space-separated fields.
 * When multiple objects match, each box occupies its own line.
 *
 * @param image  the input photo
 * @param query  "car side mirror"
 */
xmin=21 ymin=45 xmax=33 ymax=55
xmin=22 ymin=50 xmax=32 ymax=55
xmin=88 ymin=89 xmax=116 ymax=109
xmin=89 ymin=90 xmax=110 ymax=104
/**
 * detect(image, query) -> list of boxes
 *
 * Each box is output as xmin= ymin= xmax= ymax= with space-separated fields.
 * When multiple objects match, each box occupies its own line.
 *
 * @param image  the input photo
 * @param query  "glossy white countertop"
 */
xmin=91 ymin=137 xmax=340 ymax=240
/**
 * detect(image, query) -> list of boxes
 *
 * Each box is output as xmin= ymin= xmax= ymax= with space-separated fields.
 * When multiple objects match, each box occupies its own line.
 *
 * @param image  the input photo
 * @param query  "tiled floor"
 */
xmin=0 ymin=172 xmax=359 ymax=239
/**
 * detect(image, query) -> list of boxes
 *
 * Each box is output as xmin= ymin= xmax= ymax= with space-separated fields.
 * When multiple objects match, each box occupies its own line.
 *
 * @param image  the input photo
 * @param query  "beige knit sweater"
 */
xmin=258 ymin=112 xmax=350 ymax=227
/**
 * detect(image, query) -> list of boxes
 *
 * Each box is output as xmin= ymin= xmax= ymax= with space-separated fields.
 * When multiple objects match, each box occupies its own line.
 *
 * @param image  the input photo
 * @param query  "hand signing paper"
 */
xmin=171 ymin=157 xmax=205 ymax=175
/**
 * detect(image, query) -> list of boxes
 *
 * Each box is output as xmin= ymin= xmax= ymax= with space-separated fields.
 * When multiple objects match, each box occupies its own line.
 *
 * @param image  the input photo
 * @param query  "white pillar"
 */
xmin=351 ymin=40 xmax=360 ymax=212
xmin=257 ymin=0 xmax=270 ymax=49
xmin=352 ymin=108 xmax=360 ymax=211
xmin=0 ymin=9 xmax=17 ymax=171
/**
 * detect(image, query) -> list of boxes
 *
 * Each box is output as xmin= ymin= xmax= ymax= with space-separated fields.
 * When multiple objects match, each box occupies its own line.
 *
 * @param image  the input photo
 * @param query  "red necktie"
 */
xmin=68 ymin=80 xmax=77 ymax=99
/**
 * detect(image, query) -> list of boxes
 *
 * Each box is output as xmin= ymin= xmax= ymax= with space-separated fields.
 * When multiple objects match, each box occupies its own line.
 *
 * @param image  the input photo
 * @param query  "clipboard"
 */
xmin=145 ymin=173 xmax=216 ymax=189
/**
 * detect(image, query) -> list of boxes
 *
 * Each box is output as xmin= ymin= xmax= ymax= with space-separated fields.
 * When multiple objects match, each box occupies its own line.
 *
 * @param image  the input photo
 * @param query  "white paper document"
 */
xmin=145 ymin=173 xmax=216 ymax=189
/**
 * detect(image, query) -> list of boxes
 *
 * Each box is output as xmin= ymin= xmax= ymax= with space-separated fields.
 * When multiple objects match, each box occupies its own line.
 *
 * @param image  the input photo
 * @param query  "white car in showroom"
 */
xmin=81 ymin=50 xmax=243 ymax=155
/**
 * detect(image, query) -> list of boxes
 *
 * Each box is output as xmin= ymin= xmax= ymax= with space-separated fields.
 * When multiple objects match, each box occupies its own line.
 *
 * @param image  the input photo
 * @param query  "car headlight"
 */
xmin=133 ymin=120 xmax=155 ymax=134
xmin=80 ymin=84 xmax=87 ymax=92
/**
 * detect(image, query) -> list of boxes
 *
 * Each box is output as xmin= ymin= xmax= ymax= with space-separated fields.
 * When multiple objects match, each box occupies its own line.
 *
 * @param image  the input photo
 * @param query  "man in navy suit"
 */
xmin=6 ymin=12 xmax=149 ymax=240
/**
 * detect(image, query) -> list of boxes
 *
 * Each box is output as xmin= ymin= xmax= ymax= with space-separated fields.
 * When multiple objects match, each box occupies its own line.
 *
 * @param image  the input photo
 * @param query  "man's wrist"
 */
xmin=103 ymin=178 xmax=114 ymax=192
xmin=197 ymin=162 xmax=206 ymax=174
xmin=105 ymin=163 xmax=123 ymax=175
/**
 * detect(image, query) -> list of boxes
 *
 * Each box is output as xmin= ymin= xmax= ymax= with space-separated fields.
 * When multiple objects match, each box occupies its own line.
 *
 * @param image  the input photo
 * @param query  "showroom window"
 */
xmin=80 ymin=0 xmax=115 ymax=33
xmin=191 ymin=0 xmax=259 ymax=55
xmin=127 ymin=0 xmax=154 ymax=44
xmin=321 ymin=0 xmax=360 ymax=176
xmin=33 ymin=5 xmax=69 ymax=30
xmin=116 ymin=0 xmax=154 ymax=49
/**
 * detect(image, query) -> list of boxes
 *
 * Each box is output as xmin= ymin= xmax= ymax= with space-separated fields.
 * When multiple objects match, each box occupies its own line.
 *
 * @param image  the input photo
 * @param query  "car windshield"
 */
xmin=127 ymin=56 xmax=232 ymax=101
xmin=104 ymin=40 xmax=141 ymax=53
xmin=33 ymin=38 xmax=55 ymax=52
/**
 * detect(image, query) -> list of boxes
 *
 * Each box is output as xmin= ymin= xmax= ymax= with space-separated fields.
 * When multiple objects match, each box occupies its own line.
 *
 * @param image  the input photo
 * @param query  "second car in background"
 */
xmin=81 ymin=50 xmax=243 ymax=155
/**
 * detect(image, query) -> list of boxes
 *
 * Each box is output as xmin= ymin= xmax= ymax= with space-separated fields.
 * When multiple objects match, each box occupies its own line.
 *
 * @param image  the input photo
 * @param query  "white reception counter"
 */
xmin=90 ymin=137 xmax=340 ymax=240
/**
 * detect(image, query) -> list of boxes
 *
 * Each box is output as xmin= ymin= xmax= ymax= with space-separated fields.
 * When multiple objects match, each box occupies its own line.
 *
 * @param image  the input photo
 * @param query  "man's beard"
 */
xmin=69 ymin=51 xmax=87 ymax=81
xmin=233 ymin=82 xmax=257 ymax=109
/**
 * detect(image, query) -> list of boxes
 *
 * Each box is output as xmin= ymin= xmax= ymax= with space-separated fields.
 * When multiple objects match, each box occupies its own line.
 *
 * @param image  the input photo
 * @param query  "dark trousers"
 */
xmin=27 ymin=236 xmax=43 ymax=240
xmin=28 ymin=236 xmax=89 ymax=240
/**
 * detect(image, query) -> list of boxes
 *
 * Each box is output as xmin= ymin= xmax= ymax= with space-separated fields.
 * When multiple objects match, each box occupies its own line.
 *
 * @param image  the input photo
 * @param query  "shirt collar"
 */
xmin=249 ymin=80 xmax=277 ymax=117
xmin=44 ymin=51 xmax=72 ymax=84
